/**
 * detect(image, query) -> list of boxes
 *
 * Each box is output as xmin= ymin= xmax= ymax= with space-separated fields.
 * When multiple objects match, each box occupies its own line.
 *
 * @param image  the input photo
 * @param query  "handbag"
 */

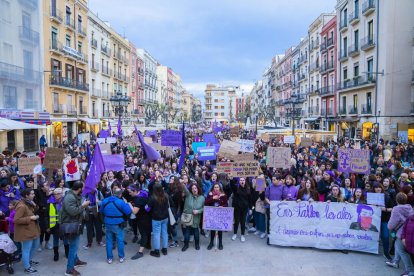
xmin=59 ymin=222 xmax=81 ymax=238
xmin=255 ymin=199 xmax=266 ymax=214
xmin=167 ymin=199 xmax=176 ymax=226
xmin=181 ymin=195 xmax=194 ymax=227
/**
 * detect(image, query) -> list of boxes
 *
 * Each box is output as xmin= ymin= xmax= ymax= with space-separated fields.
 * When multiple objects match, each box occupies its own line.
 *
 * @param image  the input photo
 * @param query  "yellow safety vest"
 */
xmin=49 ymin=203 xmax=58 ymax=228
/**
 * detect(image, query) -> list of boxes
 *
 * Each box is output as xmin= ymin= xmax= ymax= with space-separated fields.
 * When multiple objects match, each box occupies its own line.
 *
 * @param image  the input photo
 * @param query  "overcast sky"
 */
xmin=89 ymin=0 xmax=336 ymax=99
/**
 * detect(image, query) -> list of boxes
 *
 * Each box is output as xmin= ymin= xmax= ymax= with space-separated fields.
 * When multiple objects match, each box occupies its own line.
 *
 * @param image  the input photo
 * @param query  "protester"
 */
xmin=205 ymin=183 xmax=228 ymax=249
xmin=83 ymin=188 xmax=105 ymax=249
xmin=46 ymin=188 xmax=65 ymax=261
xmin=230 ymin=177 xmax=252 ymax=242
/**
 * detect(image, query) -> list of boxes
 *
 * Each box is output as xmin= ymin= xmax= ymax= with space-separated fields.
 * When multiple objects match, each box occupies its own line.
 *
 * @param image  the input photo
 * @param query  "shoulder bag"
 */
xmin=167 ymin=197 xmax=176 ymax=226
xmin=181 ymin=196 xmax=194 ymax=227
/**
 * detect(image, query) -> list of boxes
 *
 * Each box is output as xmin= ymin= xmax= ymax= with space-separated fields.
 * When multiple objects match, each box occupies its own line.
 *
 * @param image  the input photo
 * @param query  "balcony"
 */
xmin=49 ymin=76 xmax=89 ymax=92
xmin=52 ymin=104 xmax=64 ymax=114
xmin=320 ymin=61 xmax=334 ymax=73
xmin=0 ymin=62 xmax=42 ymax=84
xmin=309 ymin=106 xmax=320 ymax=116
xmin=338 ymin=106 xmax=347 ymax=115
xmin=349 ymin=10 xmax=360 ymax=25
xmin=320 ymin=42 xmax=327 ymax=53
xmin=310 ymin=62 xmax=320 ymax=73
xmin=339 ymin=20 xmax=348 ymax=33
xmin=362 ymin=0 xmax=375 ymax=16
xmin=298 ymin=55 xmax=308 ymax=65
xmin=24 ymin=100 xmax=38 ymax=110
xmin=360 ymin=104 xmax=372 ymax=115
xmin=49 ymin=8 xmax=63 ymax=23
xmin=49 ymin=39 xmax=63 ymax=55
xmin=67 ymin=105 xmax=77 ymax=115
xmin=310 ymin=39 xmax=320 ymax=51
xmin=349 ymin=106 xmax=358 ymax=115
xmin=18 ymin=26 xmax=40 ymax=45
xmin=79 ymin=106 xmax=87 ymax=115
xmin=90 ymin=61 xmax=100 ymax=72
xmin=337 ymin=75 xmax=376 ymax=91
xmin=91 ymin=38 xmax=97 ymax=49
xmin=319 ymin=85 xmax=335 ymax=96
xmin=90 ymin=88 xmax=101 ymax=97
xmin=361 ymin=36 xmax=375 ymax=51
xmin=327 ymin=37 xmax=334 ymax=49
xmin=339 ymin=50 xmax=348 ymax=62
xmin=65 ymin=18 xmax=75 ymax=31
xmin=77 ymin=26 xmax=87 ymax=38
xmin=299 ymin=73 xmax=308 ymax=82
xmin=62 ymin=46 xmax=88 ymax=64
xmin=101 ymin=65 xmax=112 ymax=77
xmin=348 ymin=44 xmax=360 ymax=57
xmin=18 ymin=0 xmax=37 ymax=9
xmin=309 ymin=86 xmax=320 ymax=95
xmin=101 ymin=45 xmax=111 ymax=57
xmin=327 ymin=107 xmax=334 ymax=116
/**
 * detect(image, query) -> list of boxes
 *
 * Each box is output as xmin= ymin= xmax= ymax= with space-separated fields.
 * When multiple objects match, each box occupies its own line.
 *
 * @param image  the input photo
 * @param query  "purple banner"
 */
xmin=197 ymin=146 xmax=217 ymax=161
xmin=161 ymin=130 xmax=182 ymax=146
xmin=338 ymin=149 xmax=370 ymax=174
xmin=103 ymin=154 xmax=125 ymax=172
xmin=203 ymin=133 xmax=218 ymax=145
xmin=146 ymin=130 xmax=157 ymax=137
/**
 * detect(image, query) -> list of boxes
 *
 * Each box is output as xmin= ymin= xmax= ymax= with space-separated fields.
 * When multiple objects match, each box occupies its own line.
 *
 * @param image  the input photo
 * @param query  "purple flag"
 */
xmin=195 ymin=133 xmax=199 ymax=142
xmin=178 ymin=122 xmax=186 ymax=173
xmin=103 ymin=154 xmax=125 ymax=172
xmin=83 ymin=143 xmax=105 ymax=195
xmin=99 ymin=129 xmax=109 ymax=138
xmin=117 ymin=117 xmax=123 ymax=137
xmin=135 ymin=125 xmax=161 ymax=161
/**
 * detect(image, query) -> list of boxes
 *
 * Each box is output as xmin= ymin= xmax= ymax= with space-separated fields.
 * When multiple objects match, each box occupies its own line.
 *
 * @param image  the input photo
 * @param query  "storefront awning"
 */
xmin=304 ymin=117 xmax=321 ymax=122
xmin=330 ymin=117 xmax=360 ymax=123
xmin=0 ymin=118 xmax=46 ymax=130
xmin=78 ymin=117 xmax=101 ymax=125
xmin=13 ymin=119 xmax=51 ymax=125
xmin=50 ymin=117 xmax=78 ymax=123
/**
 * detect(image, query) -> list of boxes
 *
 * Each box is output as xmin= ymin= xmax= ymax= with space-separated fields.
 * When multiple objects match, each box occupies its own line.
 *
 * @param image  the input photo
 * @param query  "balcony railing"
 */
xmin=337 ymin=75 xmax=376 ymax=91
xmin=299 ymin=73 xmax=307 ymax=81
xmin=50 ymin=39 xmax=63 ymax=54
xmin=61 ymin=45 xmax=88 ymax=63
xmin=65 ymin=17 xmax=75 ymax=30
xmin=91 ymin=62 xmax=100 ymax=72
xmin=311 ymin=39 xmax=320 ymax=51
xmin=348 ymin=44 xmax=360 ymax=57
xmin=298 ymin=55 xmax=308 ymax=65
xmin=319 ymin=85 xmax=335 ymax=96
xmin=0 ymin=62 xmax=42 ymax=84
xmin=361 ymin=36 xmax=375 ymax=51
xmin=67 ymin=105 xmax=77 ymax=115
xmin=77 ymin=26 xmax=87 ymax=37
xmin=339 ymin=20 xmax=348 ymax=32
xmin=327 ymin=37 xmax=334 ymax=48
xmin=362 ymin=0 xmax=375 ymax=15
xmin=101 ymin=45 xmax=111 ymax=56
xmin=310 ymin=62 xmax=320 ymax=72
xmin=18 ymin=26 xmax=40 ymax=44
xmin=320 ymin=41 xmax=327 ymax=52
xmin=339 ymin=50 xmax=348 ymax=61
xmin=91 ymin=38 xmax=97 ymax=49
xmin=361 ymin=104 xmax=372 ymax=115
xmin=79 ymin=106 xmax=87 ymax=115
xmin=50 ymin=8 xmax=63 ymax=23
xmin=101 ymin=65 xmax=112 ymax=77
xmin=309 ymin=106 xmax=320 ymax=116
xmin=320 ymin=60 xmax=334 ymax=73
xmin=338 ymin=107 xmax=347 ymax=115
xmin=49 ymin=76 xmax=89 ymax=92
xmin=349 ymin=106 xmax=358 ymax=115
xmin=52 ymin=104 xmax=64 ymax=114
xmin=349 ymin=10 xmax=359 ymax=25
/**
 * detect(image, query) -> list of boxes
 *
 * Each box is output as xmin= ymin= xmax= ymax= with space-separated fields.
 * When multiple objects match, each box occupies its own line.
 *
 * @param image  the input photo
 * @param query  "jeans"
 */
xmin=21 ymin=238 xmax=39 ymax=269
xmin=105 ymin=224 xmax=125 ymax=259
xmin=184 ymin=226 xmax=199 ymax=243
xmin=66 ymin=235 xmax=80 ymax=272
xmin=266 ymin=208 xmax=270 ymax=234
xmin=85 ymin=214 xmax=103 ymax=244
xmin=254 ymin=211 xmax=266 ymax=233
xmin=394 ymin=238 xmax=414 ymax=274
xmin=380 ymin=222 xmax=390 ymax=257
xmin=234 ymin=207 xmax=247 ymax=235
xmin=152 ymin=218 xmax=168 ymax=250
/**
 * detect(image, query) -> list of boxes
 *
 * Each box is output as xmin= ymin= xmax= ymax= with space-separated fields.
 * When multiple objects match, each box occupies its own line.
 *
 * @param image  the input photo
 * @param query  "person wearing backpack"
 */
xmin=386 ymin=192 xmax=414 ymax=276
xmin=101 ymin=187 xmax=131 ymax=264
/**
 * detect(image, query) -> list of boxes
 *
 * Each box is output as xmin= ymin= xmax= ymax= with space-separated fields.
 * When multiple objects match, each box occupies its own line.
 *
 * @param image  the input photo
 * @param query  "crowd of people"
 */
xmin=0 ymin=126 xmax=413 ymax=276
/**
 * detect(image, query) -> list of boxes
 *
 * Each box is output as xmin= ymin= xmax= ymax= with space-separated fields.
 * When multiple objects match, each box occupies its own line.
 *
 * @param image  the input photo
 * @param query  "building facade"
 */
xmin=204 ymin=84 xmax=238 ymax=124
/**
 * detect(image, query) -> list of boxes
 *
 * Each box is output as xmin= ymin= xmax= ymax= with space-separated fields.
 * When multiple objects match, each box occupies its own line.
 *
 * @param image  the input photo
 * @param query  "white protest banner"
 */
xmin=18 ymin=157 xmax=41 ymax=175
xmin=96 ymin=138 xmax=106 ymax=144
xmin=239 ymin=153 xmax=255 ymax=161
xmin=269 ymin=201 xmax=381 ymax=254
xmin=63 ymin=159 xmax=81 ymax=181
xmin=266 ymin=147 xmax=291 ymax=169
xmin=203 ymin=206 xmax=234 ymax=231
xmin=100 ymin=143 xmax=112 ymax=155
xmin=237 ymin=139 xmax=255 ymax=153
xmin=231 ymin=161 xmax=259 ymax=177
xmin=106 ymin=137 xmax=117 ymax=144
xmin=366 ymin=193 xmax=385 ymax=207
xmin=218 ymin=140 xmax=240 ymax=158
xmin=283 ymin=135 xmax=295 ymax=144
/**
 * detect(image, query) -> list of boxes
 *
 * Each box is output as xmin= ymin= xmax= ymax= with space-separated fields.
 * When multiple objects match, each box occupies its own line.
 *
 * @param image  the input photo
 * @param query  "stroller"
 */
xmin=0 ymin=220 xmax=15 ymax=274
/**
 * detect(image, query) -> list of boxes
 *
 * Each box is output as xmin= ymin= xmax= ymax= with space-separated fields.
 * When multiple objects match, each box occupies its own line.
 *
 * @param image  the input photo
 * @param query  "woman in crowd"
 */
xmin=341 ymin=178 xmax=354 ymax=202
xmin=205 ymin=183 xmax=228 ymax=250
xmin=14 ymin=188 xmax=40 ymax=274
xmin=83 ymin=188 xmax=105 ymax=249
xmin=317 ymin=171 xmax=333 ymax=201
xmin=350 ymin=188 xmax=366 ymax=204
xmin=325 ymin=184 xmax=345 ymax=203
xmin=282 ymin=175 xmax=298 ymax=201
xmin=230 ymin=177 xmax=252 ymax=242
xmin=181 ymin=182 xmax=205 ymax=251
xmin=297 ymin=178 xmax=319 ymax=202
xmin=167 ymin=176 xmax=183 ymax=248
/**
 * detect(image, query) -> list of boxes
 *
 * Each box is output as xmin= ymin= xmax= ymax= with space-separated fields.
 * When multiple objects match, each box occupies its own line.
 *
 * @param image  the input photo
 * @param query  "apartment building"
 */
xmin=297 ymin=37 xmax=309 ymax=129
xmin=136 ymin=51 xmax=145 ymax=118
xmin=44 ymin=0 xmax=90 ymax=146
xmin=129 ymin=41 xmax=142 ymax=119
xmin=0 ymin=0 xmax=48 ymax=151
xmin=204 ymin=84 xmax=238 ymax=124
xmin=137 ymin=48 xmax=158 ymax=105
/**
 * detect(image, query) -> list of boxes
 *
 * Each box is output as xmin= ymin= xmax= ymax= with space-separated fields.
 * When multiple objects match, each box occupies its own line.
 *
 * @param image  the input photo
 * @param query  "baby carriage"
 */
xmin=0 ymin=220 xmax=16 ymax=274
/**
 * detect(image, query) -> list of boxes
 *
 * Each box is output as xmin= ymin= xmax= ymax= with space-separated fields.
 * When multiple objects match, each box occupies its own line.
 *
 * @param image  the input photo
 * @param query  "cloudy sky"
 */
xmin=89 ymin=0 xmax=336 ymax=99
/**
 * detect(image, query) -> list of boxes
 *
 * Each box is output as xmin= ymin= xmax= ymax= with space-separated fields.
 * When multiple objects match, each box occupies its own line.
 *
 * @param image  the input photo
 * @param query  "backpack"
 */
xmin=402 ymin=214 xmax=414 ymax=254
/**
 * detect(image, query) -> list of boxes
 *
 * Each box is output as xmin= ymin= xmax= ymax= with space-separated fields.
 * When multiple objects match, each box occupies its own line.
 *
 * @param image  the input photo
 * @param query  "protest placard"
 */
xmin=238 ymin=139 xmax=255 ymax=153
xmin=269 ymin=201 xmax=381 ymax=254
xmin=266 ymin=147 xmax=291 ymax=169
xmin=77 ymin=133 xmax=90 ymax=145
xmin=301 ymin=137 xmax=312 ymax=147
xmin=144 ymin=137 xmax=153 ymax=144
xmin=203 ymin=206 xmax=234 ymax=231
xmin=197 ymin=146 xmax=216 ymax=161
xmin=238 ymin=153 xmax=255 ymax=161
xmin=146 ymin=130 xmax=157 ymax=137
xmin=218 ymin=140 xmax=240 ymax=158
xmin=231 ymin=161 xmax=259 ymax=177
xmin=216 ymin=162 xmax=233 ymax=176
xmin=64 ymin=158 xmax=81 ymax=181
xmin=203 ymin=133 xmax=217 ymax=145
xmin=100 ymin=143 xmax=112 ymax=155
xmin=366 ymin=193 xmax=385 ymax=206
xmin=255 ymin=178 xmax=266 ymax=192
xmin=161 ymin=130 xmax=182 ymax=146
xmin=283 ymin=135 xmax=295 ymax=144
xmin=338 ymin=149 xmax=370 ymax=174
xmin=18 ymin=157 xmax=41 ymax=175
xmin=96 ymin=138 xmax=106 ymax=144
xmin=192 ymin=142 xmax=207 ymax=153
xmin=230 ymin=127 xmax=239 ymax=137
xmin=165 ymin=147 xmax=174 ymax=157
xmin=106 ymin=137 xmax=117 ymax=144
xmin=44 ymin=148 xmax=65 ymax=169
xmin=103 ymin=154 xmax=125 ymax=172
xmin=149 ymin=143 xmax=166 ymax=151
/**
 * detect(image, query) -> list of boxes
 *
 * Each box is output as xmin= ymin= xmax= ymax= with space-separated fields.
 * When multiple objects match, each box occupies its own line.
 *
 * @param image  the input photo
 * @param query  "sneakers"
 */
xmin=119 ymin=257 xmax=125 ymax=263
xmin=241 ymin=235 xmax=246 ymax=242
xmin=97 ymin=242 xmax=106 ymax=247
xmin=36 ymin=246 xmax=42 ymax=252
xmin=204 ymin=230 xmax=209 ymax=238
xmin=161 ymin=248 xmax=168 ymax=256
xmin=248 ymin=227 xmax=257 ymax=233
xmin=83 ymin=244 xmax=91 ymax=250
xmin=75 ymin=260 xmax=87 ymax=267
xmin=385 ymin=261 xmax=399 ymax=269
xmin=260 ymin=233 xmax=267 ymax=239
xmin=30 ymin=260 xmax=39 ymax=267
xmin=231 ymin=234 xmax=237 ymax=241
xmin=150 ymin=250 xmax=160 ymax=257
xmin=24 ymin=267 xmax=37 ymax=274
xmin=254 ymin=231 xmax=260 ymax=235
xmin=65 ymin=269 xmax=80 ymax=276
xmin=169 ymin=241 xmax=178 ymax=248
xmin=45 ymin=242 xmax=53 ymax=250
xmin=132 ymin=236 xmax=138 ymax=243
xmin=189 ymin=236 xmax=194 ymax=242
xmin=107 ymin=259 xmax=113 ymax=264
xmin=131 ymin=252 xmax=144 ymax=260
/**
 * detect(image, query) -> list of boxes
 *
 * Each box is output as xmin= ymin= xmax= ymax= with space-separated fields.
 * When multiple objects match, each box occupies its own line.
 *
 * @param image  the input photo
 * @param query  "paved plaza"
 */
xmin=5 ymin=230 xmax=402 ymax=276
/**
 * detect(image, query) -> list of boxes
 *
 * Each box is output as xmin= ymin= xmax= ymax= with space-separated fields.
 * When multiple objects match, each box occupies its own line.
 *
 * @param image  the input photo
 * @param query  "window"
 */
xmin=92 ymin=102 xmax=95 ymax=116
xmin=354 ymin=30 xmax=359 ymax=48
xmin=51 ymin=27 xmax=58 ymax=47
xmin=367 ymin=92 xmax=372 ymax=108
xmin=353 ymin=95 xmax=358 ymax=108
xmin=23 ymin=129 xmax=38 ymax=152
xmin=343 ymin=37 xmax=348 ymax=55
xmin=368 ymin=20 xmax=374 ymax=41
xmin=65 ymin=6 xmax=71 ymax=24
xmin=353 ymin=63 xmax=359 ymax=77
xmin=342 ymin=96 xmax=346 ymax=113
xmin=0 ymin=0 xmax=11 ymax=22
xmin=77 ymin=15 xmax=82 ymax=32
xmin=25 ymin=89 xmax=34 ymax=109
xmin=53 ymin=92 xmax=59 ymax=107
xmin=343 ymin=68 xmax=348 ymax=80
xmin=367 ymin=58 xmax=373 ymax=79
xmin=3 ymin=43 xmax=13 ymax=63
xmin=355 ymin=0 xmax=359 ymax=14
xmin=77 ymin=41 xmax=82 ymax=53
xmin=65 ymin=64 xmax=73 ymax=80
xmin=215 ymin=113 xmax=218 ymax=116
xmin=3 ymin=86 xmax=17 ymax=108
xmin=342 ymin=8 xmax=347 ymax=25
xmin=221 ymin=113 xmax=224 ymax=116
xmin=65 ymin=34 xmax=71 ymax=47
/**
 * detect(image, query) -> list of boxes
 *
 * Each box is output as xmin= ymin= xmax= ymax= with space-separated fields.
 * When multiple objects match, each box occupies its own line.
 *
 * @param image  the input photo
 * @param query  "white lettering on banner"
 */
xmin=269 ymin=201 xmax=381 ymax=254
xmin=237 ymin=139 xmax=255 ymax=152
xmin=283 ymin=136 xmax=295 ymax=144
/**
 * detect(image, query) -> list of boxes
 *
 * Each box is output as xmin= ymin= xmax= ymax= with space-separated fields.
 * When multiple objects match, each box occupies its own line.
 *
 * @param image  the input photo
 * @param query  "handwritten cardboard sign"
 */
xmin=217 ymin=162 xmax=234 ymax=176
xmin=18 ymin=157 xmax=41 ymax=175
xmin=366 ymin=193 xmax=385 ymax=207
xmin=203 ymin=206 xmax=234 ymax=231
xmin=161 ymin=130 xmax=182 ymax=146
xmin=238 ymin=139 xmax=255 ymax=153
xmin=261 ymin=133 xmax=270 ymax=142
xmin=301 ymin=137 xmax=312 ymax=147
xmin=44 ymin=148 xmax=65 ymax=169
xmin=338 ymin=149 xmax=370 ymax=174
xmin=149 ymin=143 xmax=166 ymax=151
xmin=230 ymin=127 xmax=239 ymax=137
xmin=255 ymin=178 xmax=266 ymax=192
xmin=144 ymin=137 xmax=153 ymax=144
xmin=231 ymin=160 xmax=259 ymax=177
xmin=239 ymin=153 xmax=255 ymax=161
xmin=100 ymin=143 xmax=112 ymax=155
xmin=218 ymin=140 xmax=240 ymax=158
xmin=266 ymin=147 xmax=291 ymax=169
xmin=283 ymin=135 xmax=295 ymax=144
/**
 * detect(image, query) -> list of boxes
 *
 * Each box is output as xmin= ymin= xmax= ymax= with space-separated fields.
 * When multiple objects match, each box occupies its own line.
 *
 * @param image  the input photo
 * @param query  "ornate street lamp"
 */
xmin=110 ymin=90 xmax=131 ymax=130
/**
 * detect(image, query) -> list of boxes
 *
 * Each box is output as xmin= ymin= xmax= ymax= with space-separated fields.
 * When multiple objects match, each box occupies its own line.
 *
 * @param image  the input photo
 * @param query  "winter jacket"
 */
xmin=101 ymin=196 xmax=131 ymax=225
xmin=14 ymin=200 xmax=40 ymax=242
xmin=205 ymin=192 xmax=228 ymax=207
xmin=183 ymin=186 xmax=205 ymax=228
xmin=230 ymin=179 xmax=253 ymax=210
xmin=388 ymin=204 xmax=414 ymax=239
xmin=60 ymin=190 xmax=85 ymax=224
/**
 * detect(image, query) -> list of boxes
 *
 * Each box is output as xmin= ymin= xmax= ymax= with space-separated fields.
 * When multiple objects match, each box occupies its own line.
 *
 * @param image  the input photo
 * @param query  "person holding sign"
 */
xmin=204 ymin=183 xmax=228 ymax=250
xmin=230 ymin=177 xmax=253 ymax=242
